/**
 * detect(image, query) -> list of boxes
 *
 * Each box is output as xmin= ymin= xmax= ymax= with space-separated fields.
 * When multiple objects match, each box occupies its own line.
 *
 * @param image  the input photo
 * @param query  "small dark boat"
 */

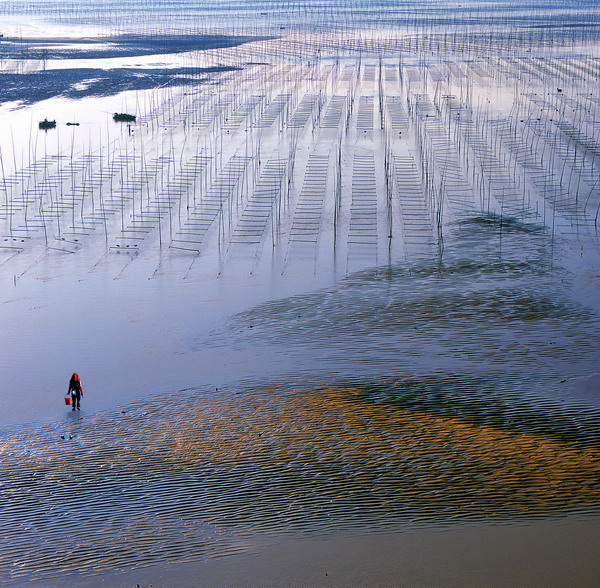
xmin=113 ymin=113 xmax=136 ymax=122
xmin=66 ymin=122 xmax=80 ymax=126
xmin=39 ymin=118 xmax=56 ymax=130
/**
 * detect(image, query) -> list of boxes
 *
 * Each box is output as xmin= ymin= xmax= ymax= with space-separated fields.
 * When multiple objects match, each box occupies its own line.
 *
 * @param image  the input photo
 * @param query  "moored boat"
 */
xmin=113 ymin=113 xmax=136 ymax=122
xmin=39 ymin=118 xmax=56 ymax=130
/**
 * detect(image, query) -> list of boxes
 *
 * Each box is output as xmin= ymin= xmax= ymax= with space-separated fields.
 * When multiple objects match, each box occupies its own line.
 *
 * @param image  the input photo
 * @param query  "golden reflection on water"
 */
xmin=167 ymin=385 xmax=600 ymax=515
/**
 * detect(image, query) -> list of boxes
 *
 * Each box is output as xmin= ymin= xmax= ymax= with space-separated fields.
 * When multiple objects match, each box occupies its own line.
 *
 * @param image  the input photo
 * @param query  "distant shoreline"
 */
xmin=0 ymin=33 xmax=274 ymax=60
xmin=0 ymin=32 xmax=265 ymax=104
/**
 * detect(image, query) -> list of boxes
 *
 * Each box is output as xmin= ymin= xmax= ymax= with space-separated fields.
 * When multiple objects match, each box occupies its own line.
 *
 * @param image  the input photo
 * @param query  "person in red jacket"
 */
xmin=68 ymin=373 xmax=83 ymax=410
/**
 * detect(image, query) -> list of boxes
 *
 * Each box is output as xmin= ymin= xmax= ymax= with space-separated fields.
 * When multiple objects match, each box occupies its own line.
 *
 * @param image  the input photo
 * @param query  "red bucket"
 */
xmin=64 ymin=395 xmax=72 ymax=406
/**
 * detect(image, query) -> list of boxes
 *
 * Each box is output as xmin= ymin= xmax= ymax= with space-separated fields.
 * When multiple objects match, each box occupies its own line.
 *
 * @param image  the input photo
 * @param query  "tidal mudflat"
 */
xmin=0 ymin=0 xmax=599 ymax=585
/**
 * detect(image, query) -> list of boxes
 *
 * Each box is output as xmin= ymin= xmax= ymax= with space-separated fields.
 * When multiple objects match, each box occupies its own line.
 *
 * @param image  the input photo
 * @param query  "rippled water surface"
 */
xmin=2 ymin=220 xmax=600 ymax=584
xmin=209 ymin=217 xmax=600 ymax=384
xmin=2 ymin=381 xmax=600 ymax=582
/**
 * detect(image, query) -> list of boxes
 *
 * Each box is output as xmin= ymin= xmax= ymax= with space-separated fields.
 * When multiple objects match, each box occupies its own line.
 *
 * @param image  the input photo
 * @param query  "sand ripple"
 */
xmin=208 ymin=222 xmax=600 ymax=382
xmin=1 ymin=380 xmax=600 ymax=582
xmin=2 ymin=223 xmax=599 ymax=582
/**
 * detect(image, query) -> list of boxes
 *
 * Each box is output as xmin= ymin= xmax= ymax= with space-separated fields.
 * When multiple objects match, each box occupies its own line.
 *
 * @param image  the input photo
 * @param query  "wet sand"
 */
xmin=2 ymin=378 xmax=599 ymax=585
xmin=24 ymin=518 xmax=600 ymax=587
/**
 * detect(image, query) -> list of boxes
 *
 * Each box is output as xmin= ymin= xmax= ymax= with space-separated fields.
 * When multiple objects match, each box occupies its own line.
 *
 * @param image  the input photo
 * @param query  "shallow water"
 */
xmin=210 ymin=220 xmax=600 ymax=391
xmin=2 ymin=223 xmax=600 ymax=583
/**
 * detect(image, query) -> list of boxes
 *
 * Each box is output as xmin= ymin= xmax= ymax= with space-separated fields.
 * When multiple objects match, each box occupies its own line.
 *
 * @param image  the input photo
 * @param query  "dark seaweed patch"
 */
xmin=455 ymin=214 xmax=548 ymax=235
